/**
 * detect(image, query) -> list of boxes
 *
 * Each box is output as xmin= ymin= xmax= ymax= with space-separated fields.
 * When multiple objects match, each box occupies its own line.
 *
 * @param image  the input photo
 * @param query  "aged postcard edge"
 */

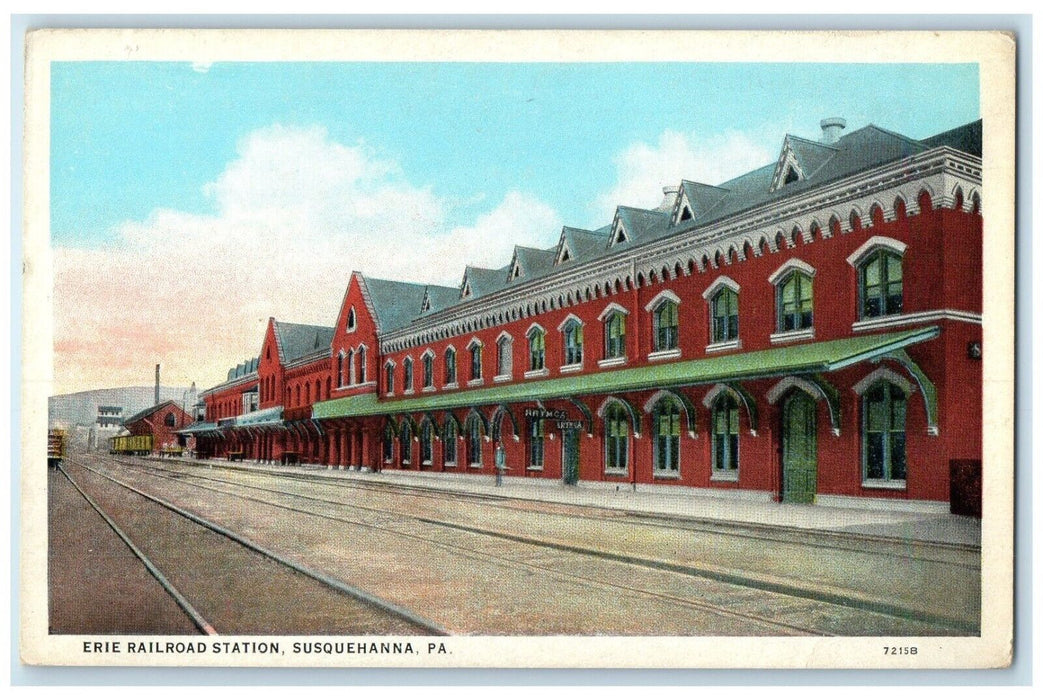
xmin=19 ymin=27 xmax=1016 ymax=670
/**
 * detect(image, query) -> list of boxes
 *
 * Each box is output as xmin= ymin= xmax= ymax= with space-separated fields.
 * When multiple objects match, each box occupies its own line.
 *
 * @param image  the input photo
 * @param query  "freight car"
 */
xmin=109 ymin=434 xmax=154 ymax=456
xmin=47 ymin=429 xmax=66 ymax=467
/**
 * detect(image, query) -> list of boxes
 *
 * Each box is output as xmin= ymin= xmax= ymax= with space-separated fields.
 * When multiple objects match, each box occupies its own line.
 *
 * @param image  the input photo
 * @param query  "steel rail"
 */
xmin=71 ymin=457 xmax=448 ymax=636
xmin=58 ymin=460 xmax=217 ymax=635
xmin=102 ymin=455 xmax=967 ymax=636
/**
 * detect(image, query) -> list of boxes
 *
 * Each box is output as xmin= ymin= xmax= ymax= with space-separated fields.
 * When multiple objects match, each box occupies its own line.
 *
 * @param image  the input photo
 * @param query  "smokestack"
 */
xmin=656 ymin=185 xmax=679 ymax=213
xmin=820 ymin=117 xmax=847 ymax=144
xmin=155 ymin=364 xmax=160 ymax=405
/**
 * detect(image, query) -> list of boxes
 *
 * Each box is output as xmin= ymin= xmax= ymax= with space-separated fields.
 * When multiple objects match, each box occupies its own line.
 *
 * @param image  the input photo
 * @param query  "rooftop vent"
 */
xmin=820 ymin=117 xmax=847 ymax=144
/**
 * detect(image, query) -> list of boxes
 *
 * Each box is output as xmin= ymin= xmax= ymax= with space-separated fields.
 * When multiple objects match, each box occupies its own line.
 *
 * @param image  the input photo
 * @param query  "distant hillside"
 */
xmin=49 ymin=386 xmax=195 ymax=430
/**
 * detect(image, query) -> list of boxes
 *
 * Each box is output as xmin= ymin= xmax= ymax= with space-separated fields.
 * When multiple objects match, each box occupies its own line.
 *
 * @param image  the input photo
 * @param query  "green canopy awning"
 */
xmin=313 ymin=326 xmax=939 ymax=421
xmin=235 ymin=406 xmax=284 ymax=428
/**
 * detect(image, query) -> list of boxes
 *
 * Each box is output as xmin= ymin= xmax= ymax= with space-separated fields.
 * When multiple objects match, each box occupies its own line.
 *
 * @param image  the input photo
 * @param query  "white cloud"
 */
xmin=594 ymin=129 xmax=776 ymax=220
xmin=53 ymin=125 xmax=560 ymax=393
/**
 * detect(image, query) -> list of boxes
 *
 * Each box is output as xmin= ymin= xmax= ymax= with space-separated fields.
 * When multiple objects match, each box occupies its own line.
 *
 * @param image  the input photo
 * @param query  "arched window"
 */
xmin=295 ymin=385 xmax=301 ymax=406
xmin=403 ymin=357 xmax=414 ymax=392
xmin=382 ymin=423 xmax=395 ymax=463
xmin=346 ymin=307 xmax=356 ymax=331
xmin=420 ymin=420 xmax=433 ymax=465
xmin=315 ymin=379 xmax=321 ymax=402
xmin=604 ymin=311 xmax=626 ymax=359
xmin=859 ymin=249 xmax=903 ymax=319
xmin=444 ymin=348 xmax=457 ymax=385
xmin=422 ymin=353 xmax=434 ymax=389
xmin=164 ymin=412 xmax=176 ymax=428
xmin=712 ymin=393 xmax=740 ymax=474
xmin=528 ymin=418 xmax=545 ymax=468
xmin=443 ymin=418 xmax=458 ymax=466
xmin=497 ymin=336 xmax=512 ymax=377
xmin=653 ymin=399 xmax=681 ymax=474
xmin=385 ymin=363 xmax=395 ymax=395
xmin=399 ymin=422 xmax=413 ymax=465
xmin=305 ymin=383 xmax=311 ymax=405
xmin=711 ymin=287 xmax=739 ymax=343
xmin=777 ymin=271 xmax=814 ymax=331
xmin=863 ymin=382 xmax=907 ymax=483
xmin=604 ymin=403 xmax=630 ymax=473
xmin=470 ymin=343 xmax=483 ymax=381
xmin=336 ymin=351 xmax=344 ymax=387
xmin=652 ymin=299 xmax=679 ymax=351
xmin=358 ymin=347 xmax=367 ymax=383
xmin=528 ymin=328 xmax=546 ymax=372
xmin=562 ymin=319 xmax=584 ymax=365
xmin=467 ymin=416 xmax=484 ymax=466
xmin=346 ymin=349 xmax=355 ymax=385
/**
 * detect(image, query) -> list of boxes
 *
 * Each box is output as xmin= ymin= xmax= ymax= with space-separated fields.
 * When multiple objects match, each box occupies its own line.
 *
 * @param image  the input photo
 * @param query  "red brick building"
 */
xmin=186 ymin=118 xmax=983 ymax=512
xmin=121 ymin=400 xmax=194 ymax=453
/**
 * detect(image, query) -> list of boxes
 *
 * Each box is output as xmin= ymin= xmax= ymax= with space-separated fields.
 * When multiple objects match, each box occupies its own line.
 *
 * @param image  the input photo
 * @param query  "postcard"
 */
xmin=20 ymin=27 xmax=1015 ymax=669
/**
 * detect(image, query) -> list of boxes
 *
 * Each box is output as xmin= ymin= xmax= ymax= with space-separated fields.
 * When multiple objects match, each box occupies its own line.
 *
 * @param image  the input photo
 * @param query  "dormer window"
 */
xmin=421 ymin=294 xmax=431 ymax=313
xmin=560 ymin=249 xmax=571 ymax=263
xmin=462 ymin=281 xmax=472 ymax=299
xmin=783 ymin=166 xmax=800 ymax=185
xmin=679 ymin=206 xmax=693 ymax=221
xmin=510 ymin=262 xmax=522 ymax=280
xmin=613 ymin=227 xmax=627 ymax=244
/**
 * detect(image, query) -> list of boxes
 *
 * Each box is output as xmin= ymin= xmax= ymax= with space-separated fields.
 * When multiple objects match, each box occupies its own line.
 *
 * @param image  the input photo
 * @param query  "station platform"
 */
xmin=166 ymin=456 xmax=981 ymax=548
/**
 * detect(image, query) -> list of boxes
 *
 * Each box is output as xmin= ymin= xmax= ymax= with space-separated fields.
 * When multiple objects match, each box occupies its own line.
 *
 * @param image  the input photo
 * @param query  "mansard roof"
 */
xmin=272 ymin=321 xmax=335 ymax=363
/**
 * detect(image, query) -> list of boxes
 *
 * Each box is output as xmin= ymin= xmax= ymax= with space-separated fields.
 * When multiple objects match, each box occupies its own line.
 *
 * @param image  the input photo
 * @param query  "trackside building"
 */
xmin=183 ymin=118 xmax=984 ymax=513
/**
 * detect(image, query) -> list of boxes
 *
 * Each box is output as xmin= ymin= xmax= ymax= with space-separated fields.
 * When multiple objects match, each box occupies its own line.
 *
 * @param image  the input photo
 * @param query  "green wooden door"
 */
xmin=562 ymin=429 xmax=579 ymax=485
xmin=782 ymin=392 xmax=818 ymax=503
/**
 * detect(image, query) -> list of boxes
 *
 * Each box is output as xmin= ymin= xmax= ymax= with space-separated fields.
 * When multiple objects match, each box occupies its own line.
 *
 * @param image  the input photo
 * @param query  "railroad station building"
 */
xmin=120 ymin=400 xmax=195 ymax=452
xmin=181 ymin=117 xmax=983 ymax=512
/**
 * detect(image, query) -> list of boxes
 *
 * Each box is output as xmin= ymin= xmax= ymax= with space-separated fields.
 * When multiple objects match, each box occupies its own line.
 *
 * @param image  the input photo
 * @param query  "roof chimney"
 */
xmin=656 ymin=185 xmax=679 ymax=213
xmin=820 ymin=117 xmax=847 ymax=144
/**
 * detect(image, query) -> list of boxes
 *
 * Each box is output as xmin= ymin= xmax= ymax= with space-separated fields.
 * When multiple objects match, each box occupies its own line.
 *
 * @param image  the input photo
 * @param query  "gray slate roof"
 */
xmin=226 ymin=357 xmax=259 ymax=381
xmin=273 ymin=321 xmax=335 ymax=362
xmin=362 ymin=277 xmax=433 ymax=332
xmin=419 ymin=284 xmax=461 ymax=317
xmin=509 ymin=246 xmax=557 ymax=282
xmin=121 ymin=400 xmax=181 ymax=427
xmin=373 ymin=119 xmax=981 ymax=332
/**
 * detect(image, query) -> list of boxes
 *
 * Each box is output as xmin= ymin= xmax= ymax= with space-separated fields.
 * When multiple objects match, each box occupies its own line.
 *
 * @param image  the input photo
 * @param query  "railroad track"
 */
xmin=59 ymin=456 xmax=445 ymax=636
xmin=142 ymin=455 xmax=980 ymax=568
xmin=94 ymin=455 xmax=975 ymax=635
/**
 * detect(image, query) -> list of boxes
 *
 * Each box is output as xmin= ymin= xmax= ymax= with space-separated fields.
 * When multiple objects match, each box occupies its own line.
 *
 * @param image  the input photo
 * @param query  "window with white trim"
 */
xmin=712 ymin=393 xmax=740 ymax=474
xmin=403 ymin=357 xmax=414 ymax=392
xmin=443 ymin=419 xmax=458 ymax=466
xmin=382 ymin=423 xmax=394 ymax=463
xmin=711 ymin=288 xmax=739 ymax=343
xmin=384 ymin=363 xmax=395 ymax=394
xmin=497 ymin=336 xmax=512 ymax=377
xmin=399 ymin=422 xmax=412 ymax=464
xmin=653 ymin=299 xmax=679 ymax=352
xmin=859 ymin=250 xmax=903 ymax=319
xmin=467 ymin=416 xmax=484 ymax=466
xmin=445 ymin=347 xmax=457 ymax=385
xmin=563 ymin=319 xmax=584 ymax=365
xmin=470 ymin=343 xmax=483 ymax=381
xmin=653 ymin=398 xmax=681 ymax=474
xmin=863 ymin=382 xmax=907 ymax=484
xmin=604 ymin=312 xmax=626 ymax=359
xmin=528 ymin=418 xmax=545 ymax=468
xmin=422 ymin=353 xmax=434 ymax=389
xmin=528 ymin=328 xmax=546 ymax=372
xmin=347 ymin=307 xmax=356 ymax=331
xmin=420 ymin=420 xmax=433 ymax=465
xmin=604 ymin=403 xmax=630 ymax=473
xmin=777 ymin=271 xmax=814 ymax=331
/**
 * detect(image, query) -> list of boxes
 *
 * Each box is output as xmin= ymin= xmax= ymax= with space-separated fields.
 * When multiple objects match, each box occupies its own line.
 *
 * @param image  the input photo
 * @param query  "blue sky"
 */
xmin=50 ymin=61 xmax=979 ymax=393
xmin=51 ymin=61 xmax=979 ymax=247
